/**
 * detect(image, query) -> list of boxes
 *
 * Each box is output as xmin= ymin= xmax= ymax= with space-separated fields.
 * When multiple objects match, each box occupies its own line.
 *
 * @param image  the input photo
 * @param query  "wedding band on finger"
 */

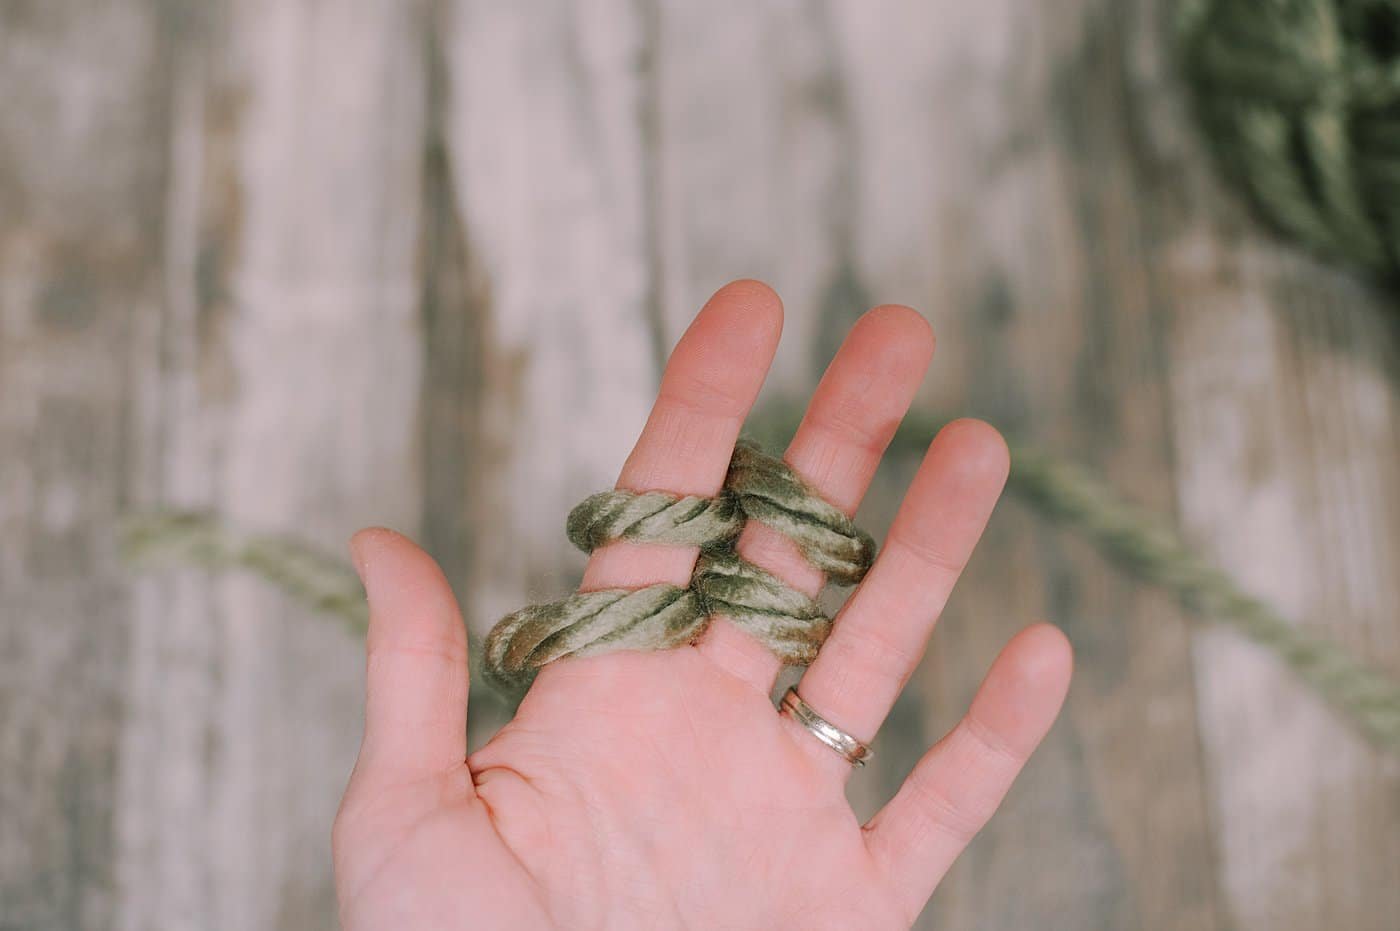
xmin=778 ymin=687 xmax=873 ymax=768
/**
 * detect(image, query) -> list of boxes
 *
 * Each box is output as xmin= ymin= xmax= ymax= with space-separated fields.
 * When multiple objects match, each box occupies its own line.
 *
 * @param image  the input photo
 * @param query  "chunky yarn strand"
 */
xmin=483 ymin=585 xmax=707 ymax=692
xmin=483 ymin=441 xmax=875 ymax=690
xmin=1178 ymin=0 xmax=1400 ymax=279
xmin=120 ymin=511 xmax=370 ymax=633
xmin=566 ymin=489 xmax=743 ymax=552
xmin=725 ymin=441 xmax=877 ymax=585
xmin=1009 ymin=443 xmax=1400 ymax=751
xmin=692 ymin=551 xmax=831 ymax=665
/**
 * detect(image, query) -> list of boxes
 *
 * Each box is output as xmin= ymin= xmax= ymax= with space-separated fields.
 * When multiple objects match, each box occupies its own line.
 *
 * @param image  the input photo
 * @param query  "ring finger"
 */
xmin=792 ymin=418 xmax=1012 ymax=779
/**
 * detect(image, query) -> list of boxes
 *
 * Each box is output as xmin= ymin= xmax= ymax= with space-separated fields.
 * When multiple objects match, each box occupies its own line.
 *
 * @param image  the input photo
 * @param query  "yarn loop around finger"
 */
xmin=725 ymin=442 xmax=876 ymax=585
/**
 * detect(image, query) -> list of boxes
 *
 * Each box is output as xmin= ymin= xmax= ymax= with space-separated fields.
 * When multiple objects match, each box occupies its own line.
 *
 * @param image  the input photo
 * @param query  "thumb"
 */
xmin=348 ymin=528 xmax=471 ymax=783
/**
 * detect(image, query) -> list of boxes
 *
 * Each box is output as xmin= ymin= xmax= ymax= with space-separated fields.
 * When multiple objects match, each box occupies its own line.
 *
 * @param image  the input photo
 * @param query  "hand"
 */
xmin=332 ymin=280 xmax=1073 ymax=930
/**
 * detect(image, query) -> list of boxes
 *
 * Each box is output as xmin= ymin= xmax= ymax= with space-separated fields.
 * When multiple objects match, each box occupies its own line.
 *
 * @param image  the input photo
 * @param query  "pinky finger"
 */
xmin=862 ymin=624 xmax=1072 ymax=921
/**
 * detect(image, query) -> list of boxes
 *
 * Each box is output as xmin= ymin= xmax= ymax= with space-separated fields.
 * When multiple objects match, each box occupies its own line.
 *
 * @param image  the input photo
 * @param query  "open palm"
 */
xmin=332 ymin=281 xmax=1073 ymax=930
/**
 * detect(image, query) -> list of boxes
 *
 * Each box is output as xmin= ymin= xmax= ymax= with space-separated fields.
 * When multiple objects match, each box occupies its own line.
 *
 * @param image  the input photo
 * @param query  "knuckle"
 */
xmin=887 ymin=528 xmax=967 ymax=577
xmin=904 ymin=770 xmax=987 ymax=846
xmin=657 ymin=375 xmax=751 ymax=419
xmin=804 ymin=405 xmax=889 ymax=457
xmin=826 ymin=622 xmax=922 ymax=689
xmin=365 ymin=633 xmax=468 ymax=670
xmin=960 ymin=713 xmax=1025 ymax=769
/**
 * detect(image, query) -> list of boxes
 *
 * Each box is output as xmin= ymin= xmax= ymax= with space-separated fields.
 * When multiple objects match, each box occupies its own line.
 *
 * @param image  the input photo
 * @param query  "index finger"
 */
xmin=580 ymin=280 xmax=784 ymax=593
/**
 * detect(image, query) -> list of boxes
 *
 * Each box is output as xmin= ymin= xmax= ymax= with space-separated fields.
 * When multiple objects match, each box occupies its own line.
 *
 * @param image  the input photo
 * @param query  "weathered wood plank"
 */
xmin=649 ymin=0 xmax=857 ymax=387
xmin=1156 ymin=108 xmax=1400 ymax=931
xmin=830 ymin=1 xmax=1225 ymax=927
xmin=112 ymin=2 xmax=430 ymax=928
xmin=1108 ymin=0 xmax=1400 ymax=926
xmin=439 ymin=0 xmax=659 ymax=744
xmin=1169 ymin=252 xmax=1400 ymax=931
xmin=0 ymin=2 xmax=170 ymax=927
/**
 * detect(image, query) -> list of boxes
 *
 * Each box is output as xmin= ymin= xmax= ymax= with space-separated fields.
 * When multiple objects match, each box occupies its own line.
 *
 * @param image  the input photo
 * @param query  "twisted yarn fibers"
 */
xmin=1179 ymin=0 xmax=1400 ymax=278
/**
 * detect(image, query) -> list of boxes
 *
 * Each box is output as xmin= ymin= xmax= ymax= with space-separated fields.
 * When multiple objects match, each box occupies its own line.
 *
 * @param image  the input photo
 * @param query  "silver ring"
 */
xmin=778 ymin=687 xmax=873 ymax=767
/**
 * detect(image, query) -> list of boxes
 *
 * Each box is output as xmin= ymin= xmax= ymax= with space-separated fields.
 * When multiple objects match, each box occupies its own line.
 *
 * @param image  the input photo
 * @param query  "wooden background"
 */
xmin=2 ymin=1 xmax=1398 ymax=928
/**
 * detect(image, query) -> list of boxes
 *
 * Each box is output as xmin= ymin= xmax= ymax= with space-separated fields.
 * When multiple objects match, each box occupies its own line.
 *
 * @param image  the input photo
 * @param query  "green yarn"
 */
xmin=482 ymin=440 xmax=874 ymax=691
xmin=120 ymin=511 xmax=371 ymax=632
xmin=725 ymin=442 xmax=877 ymax=585
xmin=1178 ymin=0 xmax=1400 ymax=277
xmin=691 ymin=551 xmax=830 ymax=664
xmin=483 ymin=584 xmax=708 ymax=691
xmin=565 ymin=489 xmax=743 ymax=551
xmin=1008 ymin=436 xmax=1400 ymax=749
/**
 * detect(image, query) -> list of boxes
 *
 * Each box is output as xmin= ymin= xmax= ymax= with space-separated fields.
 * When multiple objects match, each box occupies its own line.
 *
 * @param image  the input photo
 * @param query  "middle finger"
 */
xmin=693 ymin=305 xmax=934 ymax=692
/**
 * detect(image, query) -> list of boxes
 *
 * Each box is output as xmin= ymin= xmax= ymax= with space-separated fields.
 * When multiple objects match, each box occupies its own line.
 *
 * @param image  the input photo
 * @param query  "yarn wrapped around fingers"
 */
xmin=481 ymin=440 xmax=876 ymax=691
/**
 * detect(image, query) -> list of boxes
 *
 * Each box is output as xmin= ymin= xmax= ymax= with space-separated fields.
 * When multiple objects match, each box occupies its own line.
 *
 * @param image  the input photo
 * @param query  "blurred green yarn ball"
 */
xmin=1178 ymin=0 xmax=1400 ymax=279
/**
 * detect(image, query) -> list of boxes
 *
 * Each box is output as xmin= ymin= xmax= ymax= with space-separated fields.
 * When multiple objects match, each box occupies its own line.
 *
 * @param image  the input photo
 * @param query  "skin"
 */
xmin=332 ymin=280 xmax=1074 ymax=930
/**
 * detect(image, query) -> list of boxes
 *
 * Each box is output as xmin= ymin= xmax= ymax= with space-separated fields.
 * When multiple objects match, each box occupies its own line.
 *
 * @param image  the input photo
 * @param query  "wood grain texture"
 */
xmin=1129 ymin=20 xmax=1400 ymax=931
xmin=826 ymin=2 xmax=1224 ymax=927
xmin=112 ymin=2 xmax=429 ymax=927
xmin=1108 ymin=1 xmax=1400 ymax=926
xmin=1 ymin=0 xmax=1397 ymax=928
xmin=436 ymin=0 xmax=664 ymax=745
xmin=0 ymin=3 xmax=167 ymax=927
